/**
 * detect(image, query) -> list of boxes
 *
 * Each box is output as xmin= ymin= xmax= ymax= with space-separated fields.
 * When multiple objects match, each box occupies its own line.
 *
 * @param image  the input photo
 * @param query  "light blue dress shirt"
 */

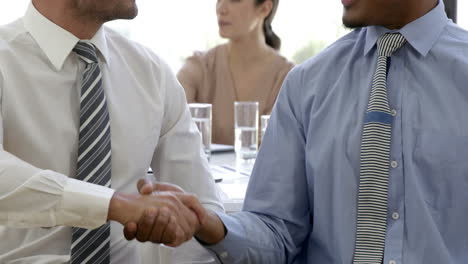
xmin=206 ymin=1 xmax=468 ymax=263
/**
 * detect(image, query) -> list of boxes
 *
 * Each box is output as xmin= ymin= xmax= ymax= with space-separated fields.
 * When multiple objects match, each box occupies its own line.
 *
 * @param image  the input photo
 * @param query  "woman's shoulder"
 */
xmin=184 ymin=44 xmax=227 ymax=72
xmin=178 ymin=44 xmax=228 ymax=87
xmin=189 ymin=44 xmax=225 ymax=62
xmin=270 ymin=50 xmax=295 ymax=75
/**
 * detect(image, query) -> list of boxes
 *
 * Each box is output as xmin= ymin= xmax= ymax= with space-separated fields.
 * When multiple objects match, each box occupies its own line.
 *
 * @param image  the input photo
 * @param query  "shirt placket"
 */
xmin=383 ymin=53 xmax=405 ymax=264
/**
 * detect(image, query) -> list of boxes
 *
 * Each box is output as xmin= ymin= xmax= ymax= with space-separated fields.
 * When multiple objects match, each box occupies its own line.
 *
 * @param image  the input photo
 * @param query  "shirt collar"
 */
xmin=364 ymin=0 xmax=448 ymax=57
xmin=22 ymin=3 xmax=110 ymax=71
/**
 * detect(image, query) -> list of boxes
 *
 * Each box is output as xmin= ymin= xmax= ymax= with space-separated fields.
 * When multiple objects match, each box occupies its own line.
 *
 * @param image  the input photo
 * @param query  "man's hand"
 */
xmin=107 ymin=184 xmax=204 ymax=246
xmin=137 ymin=178 xmax=185 ymax=196
xmin=125 ymin=178 xmax=227 ymax=246
xmin=122 ymin=179 xmax=207 ymax=247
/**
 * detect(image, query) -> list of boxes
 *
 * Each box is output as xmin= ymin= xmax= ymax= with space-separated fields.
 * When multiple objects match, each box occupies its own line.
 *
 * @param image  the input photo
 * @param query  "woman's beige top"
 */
xmin=177 ymin=44 xmax=294 ymax=145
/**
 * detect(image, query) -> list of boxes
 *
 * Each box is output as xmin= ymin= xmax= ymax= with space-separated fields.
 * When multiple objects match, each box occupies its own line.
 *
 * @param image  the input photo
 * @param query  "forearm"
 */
xmin=199 ymin=212 xmax=291 ymax=264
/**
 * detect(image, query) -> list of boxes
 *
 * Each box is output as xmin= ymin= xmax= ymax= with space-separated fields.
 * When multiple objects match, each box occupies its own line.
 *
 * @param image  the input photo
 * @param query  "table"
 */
xmin=210 ymin=152 xmax=254 ymax=212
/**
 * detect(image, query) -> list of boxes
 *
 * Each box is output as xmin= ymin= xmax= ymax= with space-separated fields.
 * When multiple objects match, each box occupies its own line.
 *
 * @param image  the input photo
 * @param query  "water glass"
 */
xmin=260 ymin=115 xmax=270 ymax=141
xmin=188 ymin=103 xmax=212 ymax=160
xmin=234 ymin=101 xmax=259 ymax=160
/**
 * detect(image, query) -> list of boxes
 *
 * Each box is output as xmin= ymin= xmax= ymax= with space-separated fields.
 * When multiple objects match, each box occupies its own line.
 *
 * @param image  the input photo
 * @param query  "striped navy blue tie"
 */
xmin=353 ymin=33 xmax=406 ymax=264
xmin=71 ymin=41 xmax=111 ymax=264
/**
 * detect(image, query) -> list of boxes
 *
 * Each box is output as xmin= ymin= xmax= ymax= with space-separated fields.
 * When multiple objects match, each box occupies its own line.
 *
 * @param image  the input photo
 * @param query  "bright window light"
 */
xmin=0 ymin=1 xmax=466 ymax=71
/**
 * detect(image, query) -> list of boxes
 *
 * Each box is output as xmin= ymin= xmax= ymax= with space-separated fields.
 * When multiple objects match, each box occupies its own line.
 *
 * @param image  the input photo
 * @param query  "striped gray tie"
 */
xmin=353 ymin=33 xmax=406 ymax=264
xmin=71 ymin=41 xmax=111 ymax=264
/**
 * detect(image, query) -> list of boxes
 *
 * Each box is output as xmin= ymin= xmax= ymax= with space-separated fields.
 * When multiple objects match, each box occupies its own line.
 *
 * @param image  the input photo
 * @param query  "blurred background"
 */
xmin=1 ymin=0 xmax=467 ymax=72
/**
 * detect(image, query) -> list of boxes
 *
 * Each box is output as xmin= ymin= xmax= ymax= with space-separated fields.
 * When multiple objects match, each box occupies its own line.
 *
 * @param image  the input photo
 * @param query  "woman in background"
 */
xmin=177 ymin=0 xmax=294 ymax=145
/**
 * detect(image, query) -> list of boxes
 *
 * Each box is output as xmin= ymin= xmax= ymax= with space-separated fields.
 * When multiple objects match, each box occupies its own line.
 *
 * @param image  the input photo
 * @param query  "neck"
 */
xmin=32 ymin=0 xmax=102 ymax=39
xmin=227 ymin=28 xmax=272 ymax=65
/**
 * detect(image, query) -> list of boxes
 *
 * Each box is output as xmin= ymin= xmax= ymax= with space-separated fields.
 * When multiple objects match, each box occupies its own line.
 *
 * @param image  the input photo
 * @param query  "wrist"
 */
xmin=108 ymin=192 xmax=139 ymax=224
xmin=195 ymin=210 xmax=226 ymax=245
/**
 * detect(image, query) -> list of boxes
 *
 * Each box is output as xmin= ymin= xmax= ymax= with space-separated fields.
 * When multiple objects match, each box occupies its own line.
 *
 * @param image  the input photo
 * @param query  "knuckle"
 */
xmin=123 ymin=233 xmax=133 ymax=241
xmin=136 ymin=235 xmax=146 ymax=243
xmin=150 ymin=231 xmax=161 ymax=243
xmin=184 ymin=232 xmax=192 ymax=241
xmin=159 ymin=207 xmax=170 ymax=218
xmin=158 ymin=217 xmax=169 ymax=227
xmin=166 ymin=231 xmax=176 ymax=243
xmin=185 ymin=193 xmax=197 ymax=202
xmin=166 ymin=192 xmax=178 ymax=201
xmin=165 ymin=192 xmax=182 ymax=203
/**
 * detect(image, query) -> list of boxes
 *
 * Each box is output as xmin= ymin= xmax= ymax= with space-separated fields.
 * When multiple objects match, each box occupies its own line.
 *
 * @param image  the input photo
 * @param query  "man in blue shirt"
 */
xmin=129 ymin=0 xmax=468 ymax=263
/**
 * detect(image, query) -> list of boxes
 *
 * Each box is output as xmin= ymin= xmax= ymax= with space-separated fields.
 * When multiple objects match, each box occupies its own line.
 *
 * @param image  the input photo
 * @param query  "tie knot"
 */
xmin=73 ymin=41 xmax=98 ymax=64
xmin=377 ymin=33 xmax=407 ymax=57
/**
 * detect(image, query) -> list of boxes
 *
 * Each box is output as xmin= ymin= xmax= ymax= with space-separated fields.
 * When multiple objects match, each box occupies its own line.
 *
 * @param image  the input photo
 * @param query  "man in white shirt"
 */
xmin=0 ymin=0 xmax=223 ymax=263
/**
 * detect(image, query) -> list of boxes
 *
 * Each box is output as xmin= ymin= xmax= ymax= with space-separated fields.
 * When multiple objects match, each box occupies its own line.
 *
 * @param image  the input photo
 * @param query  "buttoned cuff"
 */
xmin=203 ymin=212 xmax=248 ymax=263
xmin=59 ymin=177 xmax=114 ymax=229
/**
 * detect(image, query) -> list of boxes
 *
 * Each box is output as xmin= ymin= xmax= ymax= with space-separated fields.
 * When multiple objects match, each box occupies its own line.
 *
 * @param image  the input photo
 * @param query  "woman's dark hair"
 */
xmin=255 ymin=0 xmax=281 ymax=50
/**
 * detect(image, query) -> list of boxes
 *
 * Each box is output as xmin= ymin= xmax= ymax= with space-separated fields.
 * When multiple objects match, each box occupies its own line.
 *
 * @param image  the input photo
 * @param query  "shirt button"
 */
xmin=392 ymin=212 xmax=400 ymax=220
xmin=389 ymin=260 xmax=397 ymax=264
xmin=391 ymin=160 xmax=398 ymax=168
xmin=391 ymin=109 xmax=397 ymax=116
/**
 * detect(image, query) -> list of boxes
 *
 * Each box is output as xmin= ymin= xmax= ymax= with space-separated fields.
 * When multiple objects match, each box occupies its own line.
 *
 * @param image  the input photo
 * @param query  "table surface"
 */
xmin=210 ymin=151 xmax=254 ymax=212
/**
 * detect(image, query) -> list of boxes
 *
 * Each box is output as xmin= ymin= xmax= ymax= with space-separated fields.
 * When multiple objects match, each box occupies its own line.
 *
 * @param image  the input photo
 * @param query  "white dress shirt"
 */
xmin=0 ymin=3 xmax=223 ymax=263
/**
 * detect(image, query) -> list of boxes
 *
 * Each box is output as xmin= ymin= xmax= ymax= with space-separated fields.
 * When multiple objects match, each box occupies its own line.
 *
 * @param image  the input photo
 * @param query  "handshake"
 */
xmin=107 ymin=179 xmax=225 ymax=247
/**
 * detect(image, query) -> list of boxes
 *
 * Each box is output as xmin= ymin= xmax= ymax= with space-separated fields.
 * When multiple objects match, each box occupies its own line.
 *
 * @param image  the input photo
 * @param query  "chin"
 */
xmin=106 ymin=6 xmax=138 ymax=21
xmin=126 ymin=6 xmax=138 ymax=19
xmin=121 ymin=2 xmax=138 ymax=19
xmin=342 ymin=18 xmax=367 ymax=29
xmin=342 ymin=12 xmax=367 ymax=29
xmin=218 ymin=30 xmax=230 ymax=39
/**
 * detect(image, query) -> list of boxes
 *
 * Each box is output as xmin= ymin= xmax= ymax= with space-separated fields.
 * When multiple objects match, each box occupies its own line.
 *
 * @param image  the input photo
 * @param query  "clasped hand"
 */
xmin=117 ymin=179 xmax=206 ymax=247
